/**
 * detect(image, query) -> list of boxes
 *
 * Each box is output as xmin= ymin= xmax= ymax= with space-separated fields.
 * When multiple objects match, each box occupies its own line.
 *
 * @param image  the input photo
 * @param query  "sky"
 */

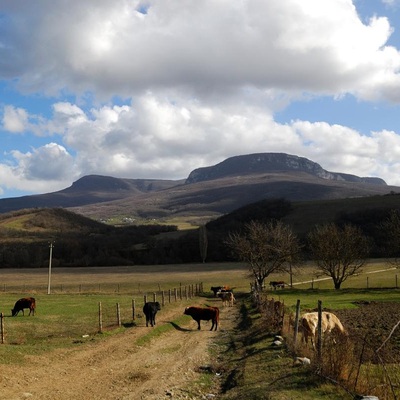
xmin=1 ymin=0 xmax=400 ymax=199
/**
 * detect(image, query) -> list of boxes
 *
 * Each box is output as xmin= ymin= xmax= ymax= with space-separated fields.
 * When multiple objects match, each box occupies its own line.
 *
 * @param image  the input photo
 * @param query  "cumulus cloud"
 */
xmin=10 ymin=143 xmax=75 ymax=180
xmin=1 ymin=0 xmax=399 ymax=102
xmin=2 ymin=105 xmax=29 ymax=133
xmin=1 ymin=0 xmax=400 ymax=196
xmin=5 ymin=93 xmax=399 ymax=186
xmin=0 ymin=143 xmax=75 ymax=194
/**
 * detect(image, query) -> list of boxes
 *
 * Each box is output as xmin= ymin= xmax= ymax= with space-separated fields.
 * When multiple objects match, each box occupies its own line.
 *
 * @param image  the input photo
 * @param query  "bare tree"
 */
xmin=225 ymin=220 xmax=300 ymax=290
xmin=308 ymin=223 xmax=369 ymax=289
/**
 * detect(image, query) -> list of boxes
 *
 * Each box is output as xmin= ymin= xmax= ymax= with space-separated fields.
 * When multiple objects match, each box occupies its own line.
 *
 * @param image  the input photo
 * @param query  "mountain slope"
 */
xmin=0 ymin=175 xmax=184 ymax=214
xmin=0 ymin=153 xmax=398 ymax=223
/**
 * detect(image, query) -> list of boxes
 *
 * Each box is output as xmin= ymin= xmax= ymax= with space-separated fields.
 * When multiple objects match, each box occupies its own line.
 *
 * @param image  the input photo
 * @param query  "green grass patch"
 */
xmin=212 ymin=297 xmax=346 ymax=400
xmin=216 ymin=295 xmax=350 ymax=400
xmin=136 ymin=315 xmax=190 ymax=346
xmin=0 ymin=293 xmax=146 ymax=361
xmin=266 ymin=287 xmax=400 ymax=311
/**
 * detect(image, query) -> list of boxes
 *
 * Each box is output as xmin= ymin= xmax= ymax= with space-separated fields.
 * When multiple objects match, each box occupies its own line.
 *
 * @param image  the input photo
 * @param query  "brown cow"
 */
xmin=184 ymin=306 xmax=219 ymax=331
xmin=300 ymin=311 xmax=346 ymax=348
xmin=11 ymin=297 xmax=36 ymax=316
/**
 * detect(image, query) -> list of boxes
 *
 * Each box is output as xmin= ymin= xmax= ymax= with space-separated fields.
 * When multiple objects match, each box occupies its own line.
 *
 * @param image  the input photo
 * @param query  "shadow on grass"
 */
xmin=168 ymin=321 xmax=191 ymax=332
xmin=122 ymin=322 xmax=136 ymax=328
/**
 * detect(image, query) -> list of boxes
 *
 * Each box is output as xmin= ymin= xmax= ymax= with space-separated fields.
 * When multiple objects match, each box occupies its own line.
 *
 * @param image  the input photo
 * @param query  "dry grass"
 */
xmin=0 ymin=262 xmax=249 ymax=295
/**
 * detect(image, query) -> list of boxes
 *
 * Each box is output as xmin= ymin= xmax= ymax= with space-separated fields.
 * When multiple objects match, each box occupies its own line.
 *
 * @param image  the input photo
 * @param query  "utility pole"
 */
xmin=47 ymin=242 xmax=54 ymax=295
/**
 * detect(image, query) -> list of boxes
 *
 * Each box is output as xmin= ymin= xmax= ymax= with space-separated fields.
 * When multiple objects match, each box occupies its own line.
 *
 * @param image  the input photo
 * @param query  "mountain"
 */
xmin=186 ymin=153 xmax=386 ymax=185
xmin=0 ymin=175 xmax=184 ymax=214
xmin=0 ymin=153 xmax=398 ymax=224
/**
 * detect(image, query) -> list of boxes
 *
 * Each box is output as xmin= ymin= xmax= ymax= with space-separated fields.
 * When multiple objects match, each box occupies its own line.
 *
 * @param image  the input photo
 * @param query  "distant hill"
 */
xmin=0 ymin=175 xmax=184 ymax=214
xmin=0 ymin=153 xmax=398 ymax=224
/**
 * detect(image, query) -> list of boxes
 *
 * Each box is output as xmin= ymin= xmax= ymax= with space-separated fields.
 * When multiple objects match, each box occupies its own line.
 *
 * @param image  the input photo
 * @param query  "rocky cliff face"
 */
xmin=185 ymin=153 xmax=386 ymax=185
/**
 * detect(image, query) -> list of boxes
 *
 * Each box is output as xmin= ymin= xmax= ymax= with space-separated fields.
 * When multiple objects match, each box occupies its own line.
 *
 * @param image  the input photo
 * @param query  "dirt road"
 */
xmin=0 ymin=298 xmax=238 ymax=400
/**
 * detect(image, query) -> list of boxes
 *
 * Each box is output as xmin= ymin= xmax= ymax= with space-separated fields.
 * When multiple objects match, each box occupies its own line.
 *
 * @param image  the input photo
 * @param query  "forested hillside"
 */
xmin=1 ymin=192 xmax=400 ymax=268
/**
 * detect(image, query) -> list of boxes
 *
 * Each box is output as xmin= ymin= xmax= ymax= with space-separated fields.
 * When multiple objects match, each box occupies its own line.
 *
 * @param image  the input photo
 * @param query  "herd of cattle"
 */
xmin=10 ymin=289 xmax=348 ymax=347
xmin=142 ymin=286 xmax=235 ymax=331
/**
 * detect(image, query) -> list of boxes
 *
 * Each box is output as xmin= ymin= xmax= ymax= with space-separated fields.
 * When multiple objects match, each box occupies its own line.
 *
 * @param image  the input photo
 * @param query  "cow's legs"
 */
xmin=210 ymin=319 xmax=218 ymax=331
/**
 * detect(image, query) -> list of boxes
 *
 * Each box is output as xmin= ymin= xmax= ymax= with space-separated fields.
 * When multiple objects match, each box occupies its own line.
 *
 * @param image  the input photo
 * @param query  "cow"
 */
xmin=217 ymin=290 xmax=235 ymax=307
xmin=11 ymin=297 xmax=36 ymax=316
xmin=269 ymin=281 xmax=285 ymax=290
xmin=299 ymin=311 xmax=346 ymax=348
xmin=184 ymin=306 xmax=219 ymax=331
xmin=210 ymin=285 xmax=230 ymax=297
xmin=143 ymin=301 xmax=161 ymax=327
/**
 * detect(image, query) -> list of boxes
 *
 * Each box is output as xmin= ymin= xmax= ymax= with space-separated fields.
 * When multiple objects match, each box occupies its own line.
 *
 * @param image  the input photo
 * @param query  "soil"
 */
xmin=335 ymin=302 xmax=400 ymax=363
xmin=0 ymin=298 xmax=239 ymax=400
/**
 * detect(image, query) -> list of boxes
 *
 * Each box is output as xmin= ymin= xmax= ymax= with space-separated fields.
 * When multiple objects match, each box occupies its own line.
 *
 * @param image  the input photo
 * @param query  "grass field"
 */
xmin=0 ymin=262 xmax=250 ymax=294
xmin=1 ymin=260 xmax=400 ymax=362
xmin=1 ymin=261 xmax=400 ymax=398
xmin=0 ymin=262 xmax=248 ymax=361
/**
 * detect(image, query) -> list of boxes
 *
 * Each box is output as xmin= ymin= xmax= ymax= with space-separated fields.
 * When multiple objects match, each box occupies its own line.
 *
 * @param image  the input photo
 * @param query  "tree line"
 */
xmin=1 ymin=199 xmax=400 ymax=280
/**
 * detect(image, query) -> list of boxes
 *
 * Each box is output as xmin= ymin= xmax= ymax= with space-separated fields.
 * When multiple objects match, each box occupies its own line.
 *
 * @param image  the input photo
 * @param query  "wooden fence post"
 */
xmin=317 ymin=300 xmax=322 ymax=361
xmin=132 ymin=299 xmax=136 ymax=321
xmin=168 ymin=289 xmax=171 ymax=304
xmin=174 ymin=288 xmax=177 ymax=302
xmin=162 ymin=291 xmax=165 ymax=307
xmin=144 ymin=294 xmax=147 ymax=305
xmin=153 ymin=293 xmax=157 ymax=303
xmin=1 ymin=313 xmax=4 ymax=344
xmin=116 ymin=303 xmax=121 ymax=327
xmin=293 ymin=300 xmax=300 ymax=349
xmin=98 ymin=302 xmax=103 ymax=333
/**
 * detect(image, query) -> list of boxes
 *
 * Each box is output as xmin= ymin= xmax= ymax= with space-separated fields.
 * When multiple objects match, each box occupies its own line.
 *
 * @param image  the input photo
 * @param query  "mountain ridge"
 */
xmin=186 ymin=153 xmax=386 ymax=185
xmin=0 ymin=153 xmax=397 ymax=222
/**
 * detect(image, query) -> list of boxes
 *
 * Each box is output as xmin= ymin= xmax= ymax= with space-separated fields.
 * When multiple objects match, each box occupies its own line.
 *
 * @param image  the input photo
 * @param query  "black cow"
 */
xmin=143 ymin=301 xmax=161 ymax=327
xmin=210 ymin=285 xmax=230 ymax=297
xmin=184 ymin=306 xmax=219 ymax=331
xmin=11 ymin=297 xmax=36 ymax=316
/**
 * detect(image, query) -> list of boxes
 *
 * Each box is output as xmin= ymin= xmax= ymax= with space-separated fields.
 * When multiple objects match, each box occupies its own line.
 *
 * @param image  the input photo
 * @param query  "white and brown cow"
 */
xmin=299 ymin=311 xmax=346 ymax=348
xmin=217 ymin=290 xmax=235 ymax=307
